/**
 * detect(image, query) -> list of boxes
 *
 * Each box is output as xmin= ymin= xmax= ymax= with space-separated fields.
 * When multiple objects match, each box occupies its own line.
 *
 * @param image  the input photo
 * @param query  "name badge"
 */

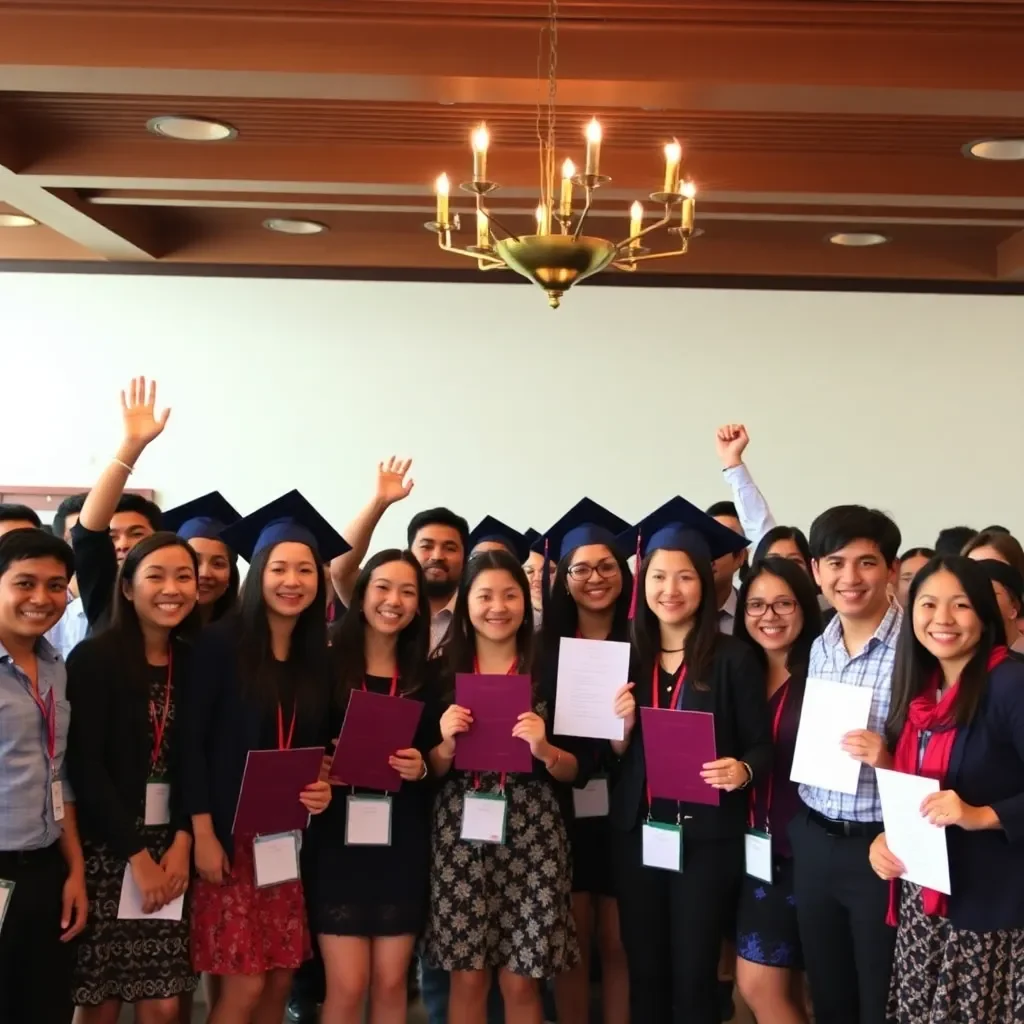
xmin=745 ymin=829 xmax=773 ymax=883
xmin=51 ymin=778 xmax=65 ymax=823
xmin=461 ymin=792 xmax=507 ymax=844
xmin=642 ymin=821 xmax=683 ymax=872
xmin=144 ymin=780 xmax=172 ymax=827
xmin=252 ymin=831 xmax=301 ymax=888
xmin=345 ymin=794 xmax=392 ymax=846
xmin=0 ymin=880 xmax=13 ymax=935
xmin=573 ymin=777 xmax=610 ymax=819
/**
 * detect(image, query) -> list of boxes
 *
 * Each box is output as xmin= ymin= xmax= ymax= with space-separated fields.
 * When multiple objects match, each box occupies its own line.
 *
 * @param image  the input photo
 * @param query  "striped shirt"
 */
xmin=799 ymin=601 xmax=902 ymax=822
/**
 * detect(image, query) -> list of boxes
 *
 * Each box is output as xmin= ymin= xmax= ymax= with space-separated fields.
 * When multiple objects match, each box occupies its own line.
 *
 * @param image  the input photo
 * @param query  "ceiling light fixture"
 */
xmin=0 ymin=213 xmax=38 ymax=227
xmin=425 ymin=0 xmax=698 ymax=309
xmin=828 ymin=232 xmax=889 ymax=247
xmin=262 ymin=218 xmax=328 ymax=235
xmin=964 ymin=139 xmax=1024 ymax=162
xmin=147 ymin=116 xmax=237 ymax=142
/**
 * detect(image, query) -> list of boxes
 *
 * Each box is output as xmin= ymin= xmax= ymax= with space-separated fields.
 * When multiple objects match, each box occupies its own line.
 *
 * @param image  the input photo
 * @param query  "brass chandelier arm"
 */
xmin=477 ymin=206 xmax=521 ymax=244
xmin=613 ymin=237 xmax=691 ymax=267
xmin=615 ymin=205 xmax=673 ymax=250
xmin=572 ymin=188 xmax=594 ymax=242
xmin=436 ymin=230 xmax=505 ymax=267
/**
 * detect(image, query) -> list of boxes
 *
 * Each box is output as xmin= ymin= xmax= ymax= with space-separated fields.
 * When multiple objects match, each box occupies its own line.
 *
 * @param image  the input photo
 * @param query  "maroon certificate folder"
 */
xmin=640 ymin=708 xmax=719 ymax=806
xmin=329 ymin=689 xmax=424 ymax=792
xmin=454 ymin=673 xmax=533 ymax=774
xmin=232 ymin=746 xmax=325 ymax=835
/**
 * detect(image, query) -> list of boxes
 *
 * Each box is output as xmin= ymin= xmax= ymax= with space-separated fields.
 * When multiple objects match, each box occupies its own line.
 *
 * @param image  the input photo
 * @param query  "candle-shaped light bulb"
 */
xmin=435 ymin=173 xmax=450 ymax=227
xmin=471 ymin=124 xmax=490 ymax=182
xmin=663 ymin=140 xmax=682 ymax=194
xmin=680 ymin=180 xmax=696 ymax=234
xmin=584 ymin=117 xmax=602 ymax=177
xmin=560 ymin=158 xmax=575 ymax=218
xmin=535 ymin=202 xmax=550 ymax=236
xmin=629 ymin=201 xmax=643 ymax=247
xmin=476 ymin=207 xmax=489 ymax=248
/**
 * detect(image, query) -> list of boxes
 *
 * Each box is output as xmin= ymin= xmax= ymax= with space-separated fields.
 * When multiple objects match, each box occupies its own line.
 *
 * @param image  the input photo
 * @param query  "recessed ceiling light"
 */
xmin=964 ymin=139 xmax=1024 ymax=161
xmin=262 ymin=218 xmax=329 ymax=235
xmin=828 ymin=232 xmax=889 ymax=247
xmin=0 ymin=213 xmax=38 ymax=227
xmin=147 ymin=116 xmax=237 ymax=142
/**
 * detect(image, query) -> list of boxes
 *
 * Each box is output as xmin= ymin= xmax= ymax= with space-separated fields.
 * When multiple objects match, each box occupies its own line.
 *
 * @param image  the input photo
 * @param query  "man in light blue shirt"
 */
xmin=0 ymin=529 xmax=88 ymax=1024
xmin=789 ymin=505 xmax=903 ymax=1024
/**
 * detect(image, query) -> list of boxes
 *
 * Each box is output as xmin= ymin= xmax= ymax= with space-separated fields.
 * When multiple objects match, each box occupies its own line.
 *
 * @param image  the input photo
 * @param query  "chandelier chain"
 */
xmin=535 ymin=0 xmax=558 ymax=216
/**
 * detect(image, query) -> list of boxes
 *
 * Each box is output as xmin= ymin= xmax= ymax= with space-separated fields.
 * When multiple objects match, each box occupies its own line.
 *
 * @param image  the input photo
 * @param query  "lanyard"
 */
xmin=29 ymin=684 xmax=57 ymax=764
xmin=149 ymin=649 xmax=173 ymax=769
xmin=361 ymin=666 xmax=400 ymax=698
xmin=646 ymin=659 xmax=688 ymax=819
xmin=473 ymin=656 xmax=519 ymax=676
xmin=748 ymin=681 xmax=789 ymax=832
xmin=277 ymin=701 xmax=297 ymax=751
xmin=470 ymin=655 xmax=518 ymax=792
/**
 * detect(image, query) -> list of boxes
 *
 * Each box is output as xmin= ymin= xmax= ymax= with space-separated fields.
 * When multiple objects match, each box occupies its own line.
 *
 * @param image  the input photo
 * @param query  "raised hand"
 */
xmin=715 ymin=423 xmax=750 ymax=469
xmin=120 ymin=376 xmax=171 ymax=451
xmin=375 ymin=456 xmax=415 ymax=507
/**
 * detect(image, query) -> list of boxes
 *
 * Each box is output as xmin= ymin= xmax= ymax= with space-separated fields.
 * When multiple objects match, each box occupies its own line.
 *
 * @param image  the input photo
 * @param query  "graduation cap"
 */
xmin=161 ymin=491 xmax=241 ymax=542
xmin=469 ymin=516 xmax=531 ymax=562
xmin=220 ymin=489 xmax=351 ymax=563
xmin=523 ymin=528 xmax=541 ymax=551
xmin=617 ymin=495 xmax=749 ymax=564
xmin=530 ymin=498 xmax=631 ymax=564
xmin=976 ymin=558 xmax=1024 ymax=605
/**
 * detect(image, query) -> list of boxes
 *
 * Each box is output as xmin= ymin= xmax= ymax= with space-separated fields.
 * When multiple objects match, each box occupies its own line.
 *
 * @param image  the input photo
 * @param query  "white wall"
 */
xmin=1 ymin=271 xmax=1021 ymax=551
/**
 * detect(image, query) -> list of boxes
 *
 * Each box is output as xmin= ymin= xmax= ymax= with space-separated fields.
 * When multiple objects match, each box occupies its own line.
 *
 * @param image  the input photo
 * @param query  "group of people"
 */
xmin=2 ymin=377 xmax=1024 ymax=1024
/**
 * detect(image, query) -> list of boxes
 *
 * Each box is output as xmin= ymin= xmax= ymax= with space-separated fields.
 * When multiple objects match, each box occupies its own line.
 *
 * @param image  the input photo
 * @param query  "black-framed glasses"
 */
xmin=567 ymin=560 xmax=620 ymax=582
xmin=745 ymin=598 xmax=798 ymax=618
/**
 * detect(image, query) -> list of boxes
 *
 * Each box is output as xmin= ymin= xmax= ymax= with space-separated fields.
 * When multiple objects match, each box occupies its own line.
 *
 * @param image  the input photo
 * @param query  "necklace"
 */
xmin=660 ymin=647 xmax=684 ymax=653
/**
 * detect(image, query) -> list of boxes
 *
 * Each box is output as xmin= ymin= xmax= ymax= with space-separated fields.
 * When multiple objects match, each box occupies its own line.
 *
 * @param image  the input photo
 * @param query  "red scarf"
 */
xmin=886 ymin=645 xmax=1008 ymax=925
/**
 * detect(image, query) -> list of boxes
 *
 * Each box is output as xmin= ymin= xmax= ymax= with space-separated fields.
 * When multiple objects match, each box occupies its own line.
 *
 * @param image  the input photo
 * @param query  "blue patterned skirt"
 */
xmin=736 ymin=855 xmax=803 ymax=970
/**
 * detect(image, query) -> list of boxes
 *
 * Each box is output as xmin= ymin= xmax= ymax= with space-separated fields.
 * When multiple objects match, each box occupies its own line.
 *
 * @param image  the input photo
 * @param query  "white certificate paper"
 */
xmin=876 ymin=768 xmax=951 ymax=895
xmin=789 ymin=678 xmax=873 ymax=794
xmin=117 ymin=865 xmax=184 ymax=921
xmin=553 ymin=637 xmax=630 ymax=741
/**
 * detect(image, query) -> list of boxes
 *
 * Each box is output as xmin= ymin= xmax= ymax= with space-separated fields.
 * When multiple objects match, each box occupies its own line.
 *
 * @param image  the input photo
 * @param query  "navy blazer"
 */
xmin=180 ymin=617 xmax=331 ymax=859
xmin=943 ymin=657 xmax=1024 ymax=932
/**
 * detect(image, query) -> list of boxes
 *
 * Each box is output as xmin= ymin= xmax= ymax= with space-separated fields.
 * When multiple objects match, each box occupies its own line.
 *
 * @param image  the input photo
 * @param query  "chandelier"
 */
xmin=425 ymin=0 xmax=698 ymax=309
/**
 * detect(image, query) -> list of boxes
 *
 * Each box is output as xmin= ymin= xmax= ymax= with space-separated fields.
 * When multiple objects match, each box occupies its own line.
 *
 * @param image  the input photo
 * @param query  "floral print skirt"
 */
xmin=888 ymin=882 xmax=1024 ymax=1023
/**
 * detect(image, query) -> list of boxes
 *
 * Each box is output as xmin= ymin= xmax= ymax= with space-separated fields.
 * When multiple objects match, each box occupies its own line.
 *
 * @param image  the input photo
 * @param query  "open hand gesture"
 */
xmin=121 ymin=376 xmax=170 ymax=449
xmin=375 ymin=457 xmax=415 ymax=507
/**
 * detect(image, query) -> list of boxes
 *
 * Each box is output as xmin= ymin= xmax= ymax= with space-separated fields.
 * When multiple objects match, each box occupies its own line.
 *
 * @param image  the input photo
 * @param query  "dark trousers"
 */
xmin=788 ymin=807 xmax=895 ymax=1024
xmin=612 ymin=824 xmax=744 ymax=1024
xmin=0 ymin=843 xmax=74 ymax=1024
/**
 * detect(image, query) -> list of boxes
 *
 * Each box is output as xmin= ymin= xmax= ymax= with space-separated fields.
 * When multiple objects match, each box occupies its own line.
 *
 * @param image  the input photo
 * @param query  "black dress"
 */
xmin=306 ymin=675 xmax=441 ymax=937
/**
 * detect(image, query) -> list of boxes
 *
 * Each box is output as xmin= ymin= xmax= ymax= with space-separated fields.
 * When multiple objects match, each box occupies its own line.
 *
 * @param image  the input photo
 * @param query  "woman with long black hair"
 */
xmin=869 ymin=555 xmax=1024 ymax=1022
xmin=609 ymin=496 xmax=772 ymax=1024
xmin=424 ymin=549 xmax=581 ymax=1024
xmin=308 ymin=548 xmax=439 ymax=1024
xmin=67 ymin=531 xmax=202 ymax=1023
xmin=732 ymin=557 xmax=823 ymax=1024
xmin=182 ymin=493 xmax=339 ymax=1024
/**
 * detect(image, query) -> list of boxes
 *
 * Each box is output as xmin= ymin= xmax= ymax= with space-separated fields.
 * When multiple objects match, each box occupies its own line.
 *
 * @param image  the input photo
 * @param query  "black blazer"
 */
xmin=70 ymin=521 xmax=119 ymax=631
xmin=180 ymin=617 xmax=331 ymax=858
xmin=609 ymin=634 xmax=772 ymax=842
xmin=941 ymin=657 xmax=1024 ymax=932
xmin=66 ymin=634 xmax=192 ymax=859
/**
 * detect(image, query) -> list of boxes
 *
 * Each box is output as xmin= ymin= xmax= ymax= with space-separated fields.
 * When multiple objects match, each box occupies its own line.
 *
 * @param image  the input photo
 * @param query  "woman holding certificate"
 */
xmin=181 ymin=493 xmax=339 ymax=1024
xmin=869 ymin=555 xmax=1024 ymax=1023
xmin=732 ymin=557 xmax=823 ymax=1024
xmin=425 ymin=548 xmax=580 ymax=1024
xmin=308 ymin=549 xmax=440 ymax=1024
xmin=608 ymin=496 xmax=772 ymax=1024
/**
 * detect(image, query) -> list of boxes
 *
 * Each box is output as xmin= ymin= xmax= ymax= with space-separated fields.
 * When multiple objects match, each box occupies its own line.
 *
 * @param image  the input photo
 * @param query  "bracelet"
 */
xmin=113 ymin=457 xmax=135 ymax=474
xmin=418 ymin=760 xmax=429 ymax=781
xmin=545 ymin=749 xmax=562 ymax=773
xmin=738 ymin=761 xmax=753 ymax=789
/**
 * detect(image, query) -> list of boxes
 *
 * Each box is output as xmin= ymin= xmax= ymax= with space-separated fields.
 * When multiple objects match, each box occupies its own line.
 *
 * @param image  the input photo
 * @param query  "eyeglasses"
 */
xmin=567 ymin=560 xmax=620 ymax=582
xmin=745 ymin=598 xmax=798 ymax=618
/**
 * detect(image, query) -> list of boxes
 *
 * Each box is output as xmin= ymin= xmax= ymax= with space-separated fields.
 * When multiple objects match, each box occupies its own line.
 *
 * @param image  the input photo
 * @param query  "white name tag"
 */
xmin=252 ymin=831 xmax=301 ymax=888
xmin=745 ymin=829 xmax=773 ymax=883
xmin=345 ymin=795 xmax=392 ymax=846
xmin=642 ymin=821 xmax=682 ymax=872
xmin=460 ymin=792 xmax=507 ymax=844
xmin=144 ymin=782 xmax=172 ymax=827
xmin=51 ymin=779 xmax=65 ymax=823
xmin=0 ymin=880 xmax=13 ymax=935
xmin=573 ymin=777 xmax=610 ymax=819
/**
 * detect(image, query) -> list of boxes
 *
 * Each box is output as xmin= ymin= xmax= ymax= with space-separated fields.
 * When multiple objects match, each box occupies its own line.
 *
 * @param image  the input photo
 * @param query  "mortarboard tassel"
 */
xmin=627 ymin=531 xmax=642 ymax=621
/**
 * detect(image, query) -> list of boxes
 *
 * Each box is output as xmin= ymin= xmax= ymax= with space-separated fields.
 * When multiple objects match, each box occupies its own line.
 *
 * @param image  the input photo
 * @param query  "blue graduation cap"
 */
xmin=617 ymin=496 xmax=748 ymax=563
xmin=531 ymin=498 xmax=631 ymax=563
xmin=161 ymin=491 xmax=241 ymax=542
xmin=220 ymin=489 xmax=351 ymax=563
xmin=469 ymin=516 xmax=531 ymax=562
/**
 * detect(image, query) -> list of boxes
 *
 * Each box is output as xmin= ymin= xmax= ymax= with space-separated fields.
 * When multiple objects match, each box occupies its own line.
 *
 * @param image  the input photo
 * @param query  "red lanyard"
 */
xmin=473 ymin=656 xmax=519 ymax=675
xmin=748 ymin=681 xmax=789 ymax=832
xmin=470 ymin=655 xmax=518 ymax=792
xmin=149 ymin=650 xmax=173 ymax=769
xmin=361 ymin=666 xmax=400 ymax=698
xmin=28 ymin=684 xmax=56 ymax=764
xmin=646 ymin=659 xmax=687 ymax=817
xmin=277 ymin=701 xmax=297 ymax=751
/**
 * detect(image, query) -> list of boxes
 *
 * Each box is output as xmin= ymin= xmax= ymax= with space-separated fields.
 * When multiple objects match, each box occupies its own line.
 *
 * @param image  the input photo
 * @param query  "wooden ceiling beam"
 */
xmin=996 ymin=229 xmax=1024 ymax=279
xmin=1 ymin=8 xmax=1023 ymax=92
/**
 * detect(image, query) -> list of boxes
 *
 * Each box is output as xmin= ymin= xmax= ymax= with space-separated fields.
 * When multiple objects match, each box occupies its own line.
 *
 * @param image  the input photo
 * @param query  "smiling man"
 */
xmin=789 ymin=504 xmax=902 ymax=1024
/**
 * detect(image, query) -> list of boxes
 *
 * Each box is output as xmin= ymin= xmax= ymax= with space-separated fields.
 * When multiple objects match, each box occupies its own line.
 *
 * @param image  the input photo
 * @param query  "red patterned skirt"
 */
xmin=190 ymin=833 xmax=311 ymax=975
